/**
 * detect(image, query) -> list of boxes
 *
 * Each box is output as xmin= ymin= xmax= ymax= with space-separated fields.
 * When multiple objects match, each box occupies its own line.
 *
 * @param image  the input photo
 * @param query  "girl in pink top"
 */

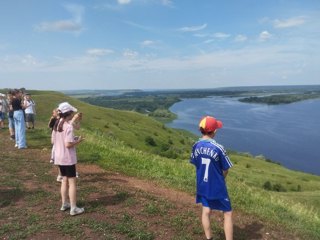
xmin=52 ymin=102 xmax=84 ymax=216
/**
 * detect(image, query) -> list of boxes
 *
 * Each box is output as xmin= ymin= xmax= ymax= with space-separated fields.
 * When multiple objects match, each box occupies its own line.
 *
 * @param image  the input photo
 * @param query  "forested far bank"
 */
xmin=239 ymin=92 xmax=320 ymax=105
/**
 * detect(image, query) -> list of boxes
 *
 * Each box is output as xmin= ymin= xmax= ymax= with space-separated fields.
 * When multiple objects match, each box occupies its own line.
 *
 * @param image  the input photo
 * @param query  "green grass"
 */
xmin=75 ymin=129 xmax=320 ymax=239
xmin=30 ymin=90 xmax=194 ymax=160
xmin=3 ymin=90 xmax=320 ymax=239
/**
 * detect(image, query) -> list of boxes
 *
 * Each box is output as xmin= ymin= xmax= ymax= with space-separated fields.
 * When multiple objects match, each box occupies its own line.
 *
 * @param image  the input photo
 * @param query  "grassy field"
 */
xmin=79 ymin=130 xmax=320 ymax=238
xmin=2 ymin=90 xmax=320 ymax=239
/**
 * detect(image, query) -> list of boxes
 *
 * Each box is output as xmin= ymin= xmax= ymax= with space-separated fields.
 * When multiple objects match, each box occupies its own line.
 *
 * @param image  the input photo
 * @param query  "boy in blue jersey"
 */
xmin=190 ymin=116 xmax=233 ymax=240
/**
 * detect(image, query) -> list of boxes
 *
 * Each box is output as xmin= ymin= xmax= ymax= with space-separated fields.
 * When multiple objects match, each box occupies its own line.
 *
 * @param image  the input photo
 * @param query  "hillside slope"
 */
xmin=1 ymin=90 xmax=319 ymax=239
xmin=30 ymin=90 xmax=194 ymax=160
xmin=0 ymin=129 xmax=303 ymax=240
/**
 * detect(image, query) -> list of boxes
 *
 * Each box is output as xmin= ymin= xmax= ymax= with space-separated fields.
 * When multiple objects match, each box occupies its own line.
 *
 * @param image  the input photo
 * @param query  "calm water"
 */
xmin=167 ymin=97 xmax=320 ymax=175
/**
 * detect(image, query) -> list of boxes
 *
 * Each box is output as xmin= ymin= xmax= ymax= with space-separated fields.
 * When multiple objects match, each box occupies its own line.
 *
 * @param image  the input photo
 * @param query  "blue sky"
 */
xmin=0 ymin=0 xmax=319 ymax=90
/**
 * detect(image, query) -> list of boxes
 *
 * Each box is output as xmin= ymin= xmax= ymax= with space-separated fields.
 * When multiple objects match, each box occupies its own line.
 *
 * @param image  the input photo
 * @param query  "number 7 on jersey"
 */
xmin=201 ymin=157 xmax=211 ymax=182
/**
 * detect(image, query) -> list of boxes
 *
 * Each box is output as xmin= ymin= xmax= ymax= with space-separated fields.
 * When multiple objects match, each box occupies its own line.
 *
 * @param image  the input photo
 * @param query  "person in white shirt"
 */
xmin=24 ymin=93 xmax=36 ymax=129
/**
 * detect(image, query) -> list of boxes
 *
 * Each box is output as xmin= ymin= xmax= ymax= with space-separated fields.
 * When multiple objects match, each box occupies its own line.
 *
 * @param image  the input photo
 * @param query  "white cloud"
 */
xmin=94 ymin=3 xmax=120 ymax=11
xmin=123 ymin=49 xmax=139 ymax=58
xmin=259 ymin=31 xmax=272 ymax=41
xmin=141 ymin=40 xmax=155 ymax=46
xmin=234 ymin=34 xmax=248 ymax=42
xmin=35 ymin=20 xmax=83 ymax=32
xmin=0 ymin=54 xmax=45 ymax=72
xmin=178 ymin=23 xmax=207 ymax=32
xmin=34 ymin=4 xmax=84 ymax=33
xmin=96 ymin=0 xmax=173 ymax=10
xmin=86 ymin=48 xmax=114 ymax=57
xmin=213 ymin=32 xmax=231 ymax=39
xmin=118 ymin=0 xmax=131 ymax=4
xmin=124 ymin=21 xmax=152 ymax=31
xmin=203 ymin=39 xmax=215 ymax=44
xmin=273 ymin=16 xmax=306 ymax=28
xmin=1 ymin=34 xmax=318 ymax=88
xmin=140 ymin=40 xmax=163 ymax=50
xmin=193 ymin=33 xmax=208 ymax=38
xmin=20 ymin=55 xmax=38 ymax=66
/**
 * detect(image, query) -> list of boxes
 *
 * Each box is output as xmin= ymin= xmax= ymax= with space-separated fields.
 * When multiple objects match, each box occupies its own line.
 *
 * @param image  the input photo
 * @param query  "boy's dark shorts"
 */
xmin=59 ymin=165 xmax=76 ymax=178
xmin=196 ymin=195 xmax=232 ymax=212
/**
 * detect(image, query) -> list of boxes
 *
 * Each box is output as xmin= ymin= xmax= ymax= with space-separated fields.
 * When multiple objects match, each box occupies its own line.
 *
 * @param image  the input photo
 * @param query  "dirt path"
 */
xmin=0 ymin=129 xmax=299 ymax=240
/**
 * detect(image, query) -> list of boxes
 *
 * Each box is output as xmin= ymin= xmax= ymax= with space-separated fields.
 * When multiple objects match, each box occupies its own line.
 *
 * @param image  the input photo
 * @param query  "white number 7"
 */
xmin=201 ymin=157 xmax=211 ymax=182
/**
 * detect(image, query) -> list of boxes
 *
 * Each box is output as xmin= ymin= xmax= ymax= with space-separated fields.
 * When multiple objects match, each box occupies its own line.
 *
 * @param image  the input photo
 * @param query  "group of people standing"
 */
xmin=2 ymin=93 xmax=85 ymax=216
xmin=0 ymin=89 xmax=36 ymax=149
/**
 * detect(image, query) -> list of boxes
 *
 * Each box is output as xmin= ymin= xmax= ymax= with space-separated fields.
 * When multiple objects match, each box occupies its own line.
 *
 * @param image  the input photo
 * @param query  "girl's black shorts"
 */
xmin=59 ymin=164 xmax=76 ymax=178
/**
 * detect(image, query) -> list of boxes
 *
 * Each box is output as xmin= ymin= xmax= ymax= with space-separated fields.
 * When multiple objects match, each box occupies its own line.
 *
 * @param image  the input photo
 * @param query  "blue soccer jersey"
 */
xmin=190 ymin=138 xmax=233 ymax=200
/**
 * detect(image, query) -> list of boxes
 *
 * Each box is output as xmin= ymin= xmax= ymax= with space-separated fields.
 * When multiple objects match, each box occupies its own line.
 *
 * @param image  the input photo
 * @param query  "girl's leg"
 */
xmin=68 ymin=177 xmax=77 ymax=209
xmin=68 ymin=177 xmax=84 ymax=216
xmin=202 ymin=206 xmax=212 ymax=239
xmin=61 ymin=177 xmax=69 ymax=205
xmin=224 ymin=211 xmax=233 ymax=240
xmin=60 ymin=176 xmax=71 ymax=211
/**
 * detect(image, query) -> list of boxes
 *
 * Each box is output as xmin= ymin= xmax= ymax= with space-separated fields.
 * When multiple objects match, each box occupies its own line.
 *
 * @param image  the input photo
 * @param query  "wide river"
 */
xmin=167 ymin=97 xmax=320 ymax=176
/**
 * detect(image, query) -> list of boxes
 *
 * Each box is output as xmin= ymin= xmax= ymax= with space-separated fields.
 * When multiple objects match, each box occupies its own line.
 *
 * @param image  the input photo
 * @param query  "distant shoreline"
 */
xmin=238 ymin=93 xmax=320 ymax=105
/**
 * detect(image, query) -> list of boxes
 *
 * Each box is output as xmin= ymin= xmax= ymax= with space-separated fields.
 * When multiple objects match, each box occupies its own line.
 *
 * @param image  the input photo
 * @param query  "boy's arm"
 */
xmin=223 ymin=170 xmax=229 ymax=178
xmin=189 ymin=144 xmax=197 ymax=166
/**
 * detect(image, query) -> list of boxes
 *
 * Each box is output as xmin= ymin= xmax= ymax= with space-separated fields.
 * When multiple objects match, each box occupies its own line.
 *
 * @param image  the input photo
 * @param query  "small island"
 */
xmin=239 ymin=92 xmax=320 ymax=105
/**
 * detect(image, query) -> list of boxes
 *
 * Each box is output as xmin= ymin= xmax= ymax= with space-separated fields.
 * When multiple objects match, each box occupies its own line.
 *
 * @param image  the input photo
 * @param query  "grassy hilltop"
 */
xmin=29 ymin=90 xmax=194 ymax=159
xmin=5 ymin=90 xmax=320 ymax=239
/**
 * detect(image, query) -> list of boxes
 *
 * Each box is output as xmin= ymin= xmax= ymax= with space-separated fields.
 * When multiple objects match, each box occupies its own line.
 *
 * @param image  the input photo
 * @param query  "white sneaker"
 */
xmin=56 ymin=175 xmax=63 ymax=182
xmin=70 ymin=207 xmax=84 ymax=216
xmin=15 ymin=144 xmax=18 ymax=148
xmin=50 ymin=159 xmax=54 ymax=163
xmin=60 ymin=203 xmax=71 ymax=211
